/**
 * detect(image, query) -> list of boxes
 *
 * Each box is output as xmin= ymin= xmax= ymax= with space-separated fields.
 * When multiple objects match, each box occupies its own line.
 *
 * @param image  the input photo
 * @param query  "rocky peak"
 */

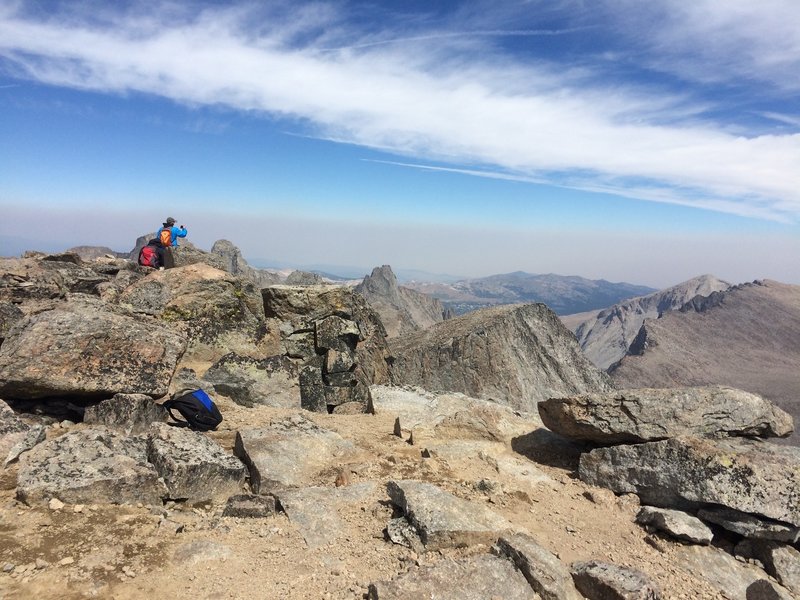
xmin=358 ymin=265 xmax=401 ymax=303
xmin=355 ymin=265 xmax=451 ymax=338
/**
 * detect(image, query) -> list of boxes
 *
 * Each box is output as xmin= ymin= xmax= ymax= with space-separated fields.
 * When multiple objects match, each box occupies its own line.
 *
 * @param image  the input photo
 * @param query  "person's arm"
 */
xmin=176 ymin=226 xmax=188 ymax=238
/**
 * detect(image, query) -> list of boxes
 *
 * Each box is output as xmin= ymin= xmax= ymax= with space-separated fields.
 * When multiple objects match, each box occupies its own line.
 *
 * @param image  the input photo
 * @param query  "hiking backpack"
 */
xmin=162 ymin=389 xmax=223 ymax=431
xmin=138 ymin=245 xmax=160 ymax=268
xmin=159 ymin=227 xmax=172 ymax=247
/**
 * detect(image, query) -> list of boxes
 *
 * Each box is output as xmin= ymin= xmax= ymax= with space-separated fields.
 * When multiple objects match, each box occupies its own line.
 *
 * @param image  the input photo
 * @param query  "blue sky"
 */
xmin=1 ymin=0 xmax=799 ymax=287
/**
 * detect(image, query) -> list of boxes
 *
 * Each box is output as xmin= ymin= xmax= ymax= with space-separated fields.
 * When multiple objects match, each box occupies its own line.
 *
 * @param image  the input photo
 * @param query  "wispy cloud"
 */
xmin=0 ymin=1 xmax=798 ymax=222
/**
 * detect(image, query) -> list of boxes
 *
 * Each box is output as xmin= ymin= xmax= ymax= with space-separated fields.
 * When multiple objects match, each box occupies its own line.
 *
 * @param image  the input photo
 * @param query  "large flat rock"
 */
xmin=17 ymin=427 xmax=167 ymax=506
xmin=0 ymin=303 xmax=186 ymax=400
xmin=539 ymin=386 xmax=793 ymax=444
xmin=390 ymin=303 xmax=611 ymax=413
xmin=234 ymin=414 xmax=356 ymax=493
xmin=367 ymin=554 xmax=537 ymax=600
xmin=387 ymin=480 xmax=513 ymax=550
xmin=579 ymin=436 xmax=800 ymax=528
xmin=496 ymin=533 xmax=583 ymax=600
xmin=202 ymin=353 xmax=300 ymax=408
xmin=276 ymin=482 xmax=378 ymax=548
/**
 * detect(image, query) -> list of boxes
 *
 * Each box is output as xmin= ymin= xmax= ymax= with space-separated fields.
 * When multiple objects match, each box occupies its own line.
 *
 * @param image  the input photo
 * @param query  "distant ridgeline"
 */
xmin=404 ymin=272 xmax=656 ymax=316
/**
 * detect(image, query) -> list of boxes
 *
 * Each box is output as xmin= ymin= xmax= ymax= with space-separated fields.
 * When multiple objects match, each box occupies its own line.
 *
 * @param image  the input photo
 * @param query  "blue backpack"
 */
xmin=162 ymin=389 xmax=223 ymax=431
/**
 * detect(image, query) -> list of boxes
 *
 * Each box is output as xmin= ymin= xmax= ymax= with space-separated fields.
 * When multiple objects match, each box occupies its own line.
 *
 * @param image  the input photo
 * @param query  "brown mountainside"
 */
xmin=610 ymin=280 xmax=800 ymax=443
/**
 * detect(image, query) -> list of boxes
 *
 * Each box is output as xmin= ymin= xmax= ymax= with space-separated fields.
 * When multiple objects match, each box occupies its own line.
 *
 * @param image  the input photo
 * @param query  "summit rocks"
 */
xmin=0 ymin=301 xmax=186 ymax=400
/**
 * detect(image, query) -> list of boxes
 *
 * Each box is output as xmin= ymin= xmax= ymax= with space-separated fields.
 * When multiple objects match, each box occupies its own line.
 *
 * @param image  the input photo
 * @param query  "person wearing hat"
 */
xmin=156 ymin=217 xmax=187 ymax=269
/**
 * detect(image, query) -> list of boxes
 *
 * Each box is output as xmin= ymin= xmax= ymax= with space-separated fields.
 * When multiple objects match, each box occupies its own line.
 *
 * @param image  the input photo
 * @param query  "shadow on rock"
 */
xmin=511 ymin=428 xmax=590 ymax=472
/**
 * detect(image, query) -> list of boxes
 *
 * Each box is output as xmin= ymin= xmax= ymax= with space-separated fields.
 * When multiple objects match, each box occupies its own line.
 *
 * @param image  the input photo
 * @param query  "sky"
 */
xmin=1 ymin=0 xmax=799 ymax=288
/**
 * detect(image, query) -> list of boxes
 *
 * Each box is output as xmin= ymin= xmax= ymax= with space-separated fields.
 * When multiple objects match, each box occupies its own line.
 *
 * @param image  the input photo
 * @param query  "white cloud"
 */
xmin=1 ymin=2 xmax=799 ymax=222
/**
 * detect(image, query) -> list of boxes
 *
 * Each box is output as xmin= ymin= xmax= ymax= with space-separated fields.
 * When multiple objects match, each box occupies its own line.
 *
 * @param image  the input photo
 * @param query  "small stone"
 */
xmin=35 ymin=558 xmax=49 ymax=570
xmin=73 ymin=505 xmax=84 ymax=513
xmin=407 ymin=430 xmax=415 ymax=446
xmin=48 ymin=498 xmax=65 ymax=511
xmin=421 ymin=448 xmax=432 ymax=458
xmin=335 ymin=470 xmax=350 ymax=487
xmin=58 ymin=557 xmax=75 ymax=566
xmin=2 ymin=563 xmax=15 ymax=572
xmin=393 ymin=418 xmax=402 ymax=438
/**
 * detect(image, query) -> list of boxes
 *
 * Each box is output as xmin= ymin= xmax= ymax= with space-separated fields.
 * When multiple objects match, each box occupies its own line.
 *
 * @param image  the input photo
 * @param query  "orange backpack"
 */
xmin=159 ymin=227 xmax=172 ymax=247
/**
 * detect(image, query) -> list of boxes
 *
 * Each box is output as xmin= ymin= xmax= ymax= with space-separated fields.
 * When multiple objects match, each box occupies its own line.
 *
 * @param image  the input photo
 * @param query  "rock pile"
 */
xmin=263 ymin=285 xmax=392 ymax=414
xmin=540 ymin=386 xmax=800 ymax=598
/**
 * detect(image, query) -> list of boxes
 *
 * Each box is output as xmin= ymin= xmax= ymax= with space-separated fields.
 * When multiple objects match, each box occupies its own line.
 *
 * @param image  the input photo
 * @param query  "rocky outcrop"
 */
xmin=117 ymin=263 xmax=270 ymax=360
xmin=579 ymin=436 xmax=800 ymax=528
xmin=0 ymin=253 xmax=135 ymax=304
xmin=263 ymin=285 xmax=392 ymax=413
xmin=609 ymin=280 xmax=800 ymax=444
xmin=355 ymin=265 xmax=451 ymax=338
xmin=0 ymin=301 xmax=186 ymax=400
xmin=202 ymin=353 xmax=300 ymax=408
xmin=538 ymin=386 xmax=793 ymax=444
xmin=390 ymin=303 xmax=611 ymax=412
xmin=65 ymin=246 xmax=126 ymax=261
xmin=285 ymin=270 xmax=325 ymax=285
xmin=562 ymin=274 xmax=730 ymax=371
xmin=210 ymin=239 xmax=282 ymax=288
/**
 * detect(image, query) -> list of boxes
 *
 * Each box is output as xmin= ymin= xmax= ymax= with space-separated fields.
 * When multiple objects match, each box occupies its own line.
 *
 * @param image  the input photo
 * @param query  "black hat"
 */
xmin=165 ymin=217 xmax=176 ymax=226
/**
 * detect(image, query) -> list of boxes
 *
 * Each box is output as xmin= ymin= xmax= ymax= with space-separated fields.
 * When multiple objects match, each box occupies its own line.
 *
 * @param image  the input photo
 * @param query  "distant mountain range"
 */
xmin=560 ymin=274 xmax=731 ymax=370
xmin=609 ymin=280 xmax=800 ymax=445
xmin=404 ymin=272 xmax=657 ymax=315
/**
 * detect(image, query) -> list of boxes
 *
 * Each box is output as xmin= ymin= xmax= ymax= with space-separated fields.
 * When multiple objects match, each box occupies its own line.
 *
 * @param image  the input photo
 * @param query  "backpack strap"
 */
xmin=161 ymin=398 xmax=190 ymax=427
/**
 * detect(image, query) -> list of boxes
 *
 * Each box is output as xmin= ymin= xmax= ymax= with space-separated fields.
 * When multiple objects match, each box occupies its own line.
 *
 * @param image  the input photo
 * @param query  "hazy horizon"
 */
xmin=2 ymin=1 xmax=799 ymax=289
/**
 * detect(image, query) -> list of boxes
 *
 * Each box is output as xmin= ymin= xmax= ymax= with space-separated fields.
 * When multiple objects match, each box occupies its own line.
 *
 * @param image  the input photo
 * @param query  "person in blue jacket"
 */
xmin=157 ymin=217 xmax=187 ymax=268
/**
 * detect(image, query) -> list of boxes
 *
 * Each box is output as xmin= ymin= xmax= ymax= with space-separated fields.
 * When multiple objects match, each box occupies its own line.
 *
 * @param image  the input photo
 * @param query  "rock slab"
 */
xmin=386 ymin=479 xmax=512 ymax=550
xmin=234 ymin=414 xmax=355 ymax=493
xmin=0 ymin=305 xmax=186 ymax=400
xmin=570 ymin=560 xmax=661 ymax=600
xmin=496 ymin=533 xmax=583 ymax=600
xmin=539 ymin=386 xmax=793 ymax=444
xmin=147 ymin=423 xmax=246 ymax=503
xmin=17 ymin=427 xmax=167 ymax=506
xmin=367 ymin=554 xmax=537 ymax=600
